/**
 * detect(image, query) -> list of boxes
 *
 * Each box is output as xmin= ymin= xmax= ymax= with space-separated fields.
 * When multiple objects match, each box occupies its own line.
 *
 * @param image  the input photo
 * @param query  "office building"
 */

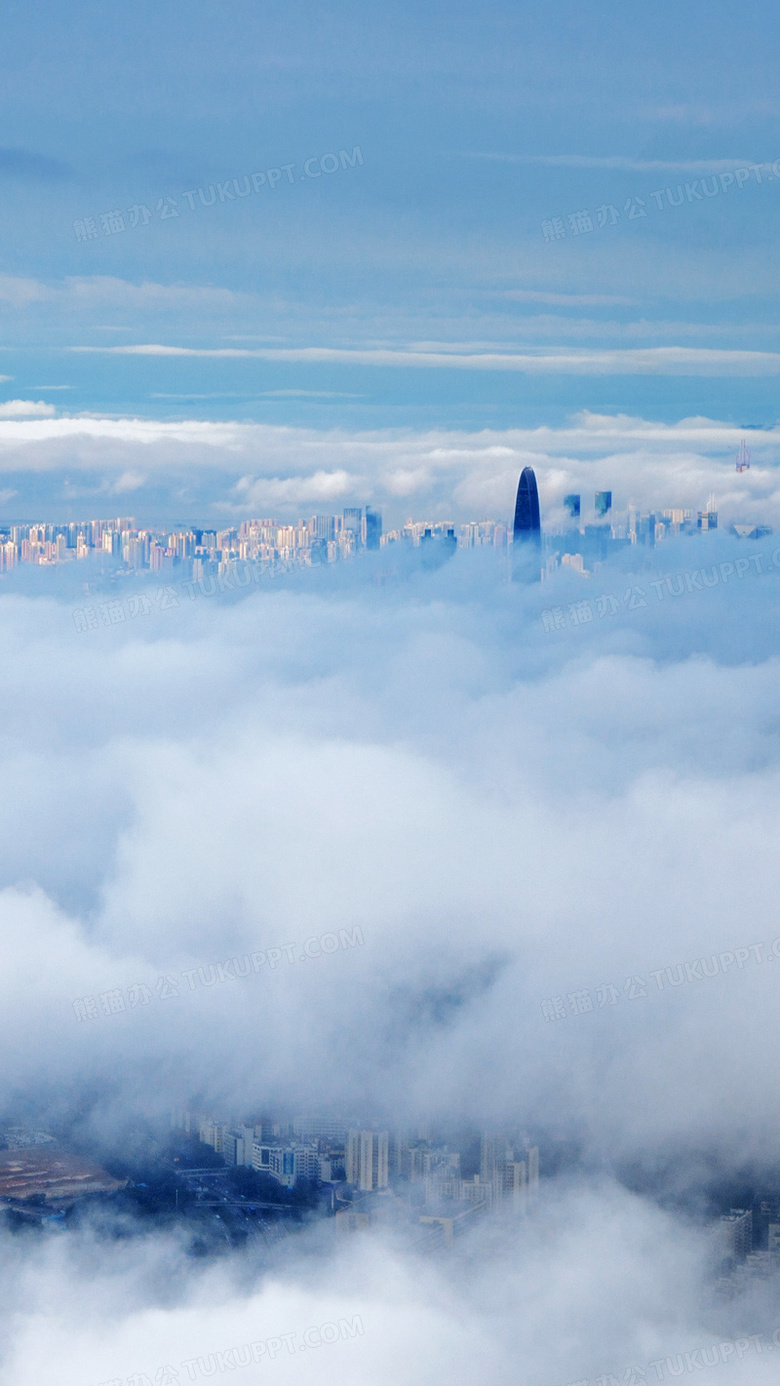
xmin=364 ymin=508 xmax=382 ymax=550
xmin=252 ymin=1140 xmax=319 ymax=1188
xmin=595 ymin=491 xmax=612 ymax=517
xmin=564 ymin=494 xmax=581 ymax=518
xmin=346 ymin=1129 xmax=389 ymax=1191
xmin=512 ymin=467 xmax=541 ymax=581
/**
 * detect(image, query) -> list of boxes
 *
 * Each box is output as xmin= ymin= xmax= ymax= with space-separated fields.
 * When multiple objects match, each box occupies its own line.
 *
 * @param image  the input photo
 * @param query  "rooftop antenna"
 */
xmin=736 ymin=439 xmax=751 ymax=472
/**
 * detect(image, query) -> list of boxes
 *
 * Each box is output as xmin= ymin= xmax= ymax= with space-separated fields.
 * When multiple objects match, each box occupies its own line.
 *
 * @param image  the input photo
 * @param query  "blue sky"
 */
xmin=3 ymin=0 xmax=780 ymax=519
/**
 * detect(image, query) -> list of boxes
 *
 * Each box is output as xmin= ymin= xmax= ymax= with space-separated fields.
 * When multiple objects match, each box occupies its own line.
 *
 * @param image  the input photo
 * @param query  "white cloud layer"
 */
xmin=1 ymin=410 xmax=779 ymax=524
xmin=1 ymin=549 xmax=780 ymax=1151
xmin=3 ymin=522 xmax=780 ymax=1385
xmin=0 ymin=398 xmax=55 ymax=417
xmin=1 ymin=1184 xmax=735 ymax=1386
xmin=1 ymin=501 xmax=780 ymax=1386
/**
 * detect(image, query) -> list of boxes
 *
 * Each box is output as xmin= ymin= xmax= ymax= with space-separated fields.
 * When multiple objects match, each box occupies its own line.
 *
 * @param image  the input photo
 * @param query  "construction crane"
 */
xmin=736 ymin=439 xmax=751 ymax=472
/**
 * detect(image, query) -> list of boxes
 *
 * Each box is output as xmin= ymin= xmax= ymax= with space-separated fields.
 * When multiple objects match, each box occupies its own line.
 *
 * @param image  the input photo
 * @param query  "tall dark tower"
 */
xmin=512 ymin=466 xmax=541 ymax=580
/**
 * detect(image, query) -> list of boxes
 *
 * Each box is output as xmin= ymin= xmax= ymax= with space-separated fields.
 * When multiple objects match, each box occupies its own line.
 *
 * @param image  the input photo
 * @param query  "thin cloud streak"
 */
xmin=464 ymin=152 xmax=767 ymax=172
xmin=70 ymin=344 xmax=780 ymax=376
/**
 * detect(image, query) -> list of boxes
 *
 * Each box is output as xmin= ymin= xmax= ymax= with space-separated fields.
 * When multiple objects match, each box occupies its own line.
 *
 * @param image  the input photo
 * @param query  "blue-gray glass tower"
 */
xmin=513 ymin=467 xmax=541 ymax=542
xmin=512 ymin=466 xmax=541 ymax=580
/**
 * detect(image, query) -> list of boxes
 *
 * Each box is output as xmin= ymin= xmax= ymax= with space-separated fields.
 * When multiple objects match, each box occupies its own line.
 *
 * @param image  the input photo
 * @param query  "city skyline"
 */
xmin=3 ymin=1104 xmax=772 ymax=1286
xmin=1 ymin=482 xmax=767 ymax=580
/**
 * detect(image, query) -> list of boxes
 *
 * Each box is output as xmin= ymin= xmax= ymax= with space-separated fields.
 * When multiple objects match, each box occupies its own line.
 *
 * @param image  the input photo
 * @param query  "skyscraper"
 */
xmin=364 ymin=508 xmax=382 ymax=550
xmin=564 ymin=494 xmax=581 ymax=519
xmin=595 ymin=491 xmax=612 ymax=517
xmin=512 ymin=466 xmax=541 ymax=580
xmin=513 ymin=467 xmax=541 ymax=542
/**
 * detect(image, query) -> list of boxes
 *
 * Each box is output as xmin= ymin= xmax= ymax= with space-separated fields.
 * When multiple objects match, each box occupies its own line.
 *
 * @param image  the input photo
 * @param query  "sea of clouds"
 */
xmin=3 ymin=425 xmax=780 ymax=1383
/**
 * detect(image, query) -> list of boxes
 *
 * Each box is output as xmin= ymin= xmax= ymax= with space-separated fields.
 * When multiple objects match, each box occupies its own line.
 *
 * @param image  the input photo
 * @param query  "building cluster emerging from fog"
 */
xmin=2 ymin=1112 xmax=778 ymax=1280
xmin=712 ymin=1204 xmax=780 ymax=1295
xmin=160 ymin=1113 xmax=780 ymax=1273
xmin=0 ymin=480 xmax=772 ymax=583
xmin=172 ymin=1111 xmax=539 ymax=1247
xmin=541 ymin=489 xmax=772 ymax=580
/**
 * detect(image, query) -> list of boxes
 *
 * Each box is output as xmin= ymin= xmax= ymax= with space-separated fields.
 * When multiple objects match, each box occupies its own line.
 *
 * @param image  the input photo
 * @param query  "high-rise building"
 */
xmin=223 ymin=1125 xmax=257 ymax=1166
xmin=502 ymin=1159 xmax=528 ymax=1215
xmin=479 ymin=1133 xmax=499 ymax=1184
xmin=564 ymin=494 xmax=581 ymax=519
xmin=480 ymin=1134 xmax=539 ymax=1214
xmin=364 ymin=508 xmax=382 ymax=550
xmin=198 ymin=1117 xmax=226 ymax=1154
xmin=343 ymin=508 xmax=363 ymax=545
xmin=719 ymin=1208 xmax=752 ymax=1262
xmin=310 ymin=515 xmax=335 ymax=542
xmin=293 ymin=1117 xmax=349 ymax=1143
xmin=595 ymin=491 xmax=612 ymax=517
xmin=346 ymin=1129 xmax=389 ymax=1191
xmin=276 ymin=525 xmax=296 ymax=553
xmin=512 ymin=467 xmax=541 ymax=581
xmin=527 ymin=1145 xmax=539 ymax=1204
xmin=513 ymin=468 xmax=541 ymax=543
